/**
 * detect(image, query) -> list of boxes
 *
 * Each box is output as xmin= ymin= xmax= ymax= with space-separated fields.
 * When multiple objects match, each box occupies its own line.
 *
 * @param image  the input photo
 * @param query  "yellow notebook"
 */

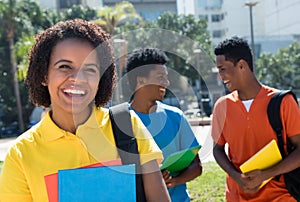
xmin=239 ymin=139 xmax=282 ymax=188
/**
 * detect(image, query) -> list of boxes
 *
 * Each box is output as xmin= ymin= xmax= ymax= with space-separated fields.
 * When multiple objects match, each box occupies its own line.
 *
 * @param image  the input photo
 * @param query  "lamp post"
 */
xmin=245 ymin=1 xmax=258 ymax=61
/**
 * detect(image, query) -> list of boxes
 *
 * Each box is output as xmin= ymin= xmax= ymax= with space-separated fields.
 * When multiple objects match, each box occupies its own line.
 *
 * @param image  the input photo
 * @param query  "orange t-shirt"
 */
xmin=211 ymin=85 xmax=300 ymax=202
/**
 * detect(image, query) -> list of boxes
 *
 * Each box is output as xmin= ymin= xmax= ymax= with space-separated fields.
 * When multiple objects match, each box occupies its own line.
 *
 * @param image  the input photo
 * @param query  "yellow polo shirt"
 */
xmin=0 ymin=107 xmax=162 ymax=202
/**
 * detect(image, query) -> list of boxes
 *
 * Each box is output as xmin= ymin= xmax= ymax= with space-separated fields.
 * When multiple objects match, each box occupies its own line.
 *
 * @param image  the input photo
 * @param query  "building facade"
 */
xmin=103 ymin=0 xmax=177 ymax=21
xmin=185 ymin=0 xmax=300 ymax=55
xmin=264 ymin=0 xmax=300 ymax=36
xmin=37 ymin=0 xmax=102 ymax=11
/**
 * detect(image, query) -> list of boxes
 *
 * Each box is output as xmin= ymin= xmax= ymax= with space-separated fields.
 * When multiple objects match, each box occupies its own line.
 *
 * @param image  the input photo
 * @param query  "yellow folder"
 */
xmin=239 ymin=139 xmax=282 ymax=188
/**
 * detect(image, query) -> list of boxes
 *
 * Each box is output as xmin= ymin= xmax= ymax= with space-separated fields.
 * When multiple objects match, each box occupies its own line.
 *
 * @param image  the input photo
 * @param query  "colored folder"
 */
xmin=239 ymin=139 xmax=282 ymax=188
xmin=44 ymin=159 xmax=122 ymax=202
xmin=58 ymin=164 xmax=136 ymax=202
xmin=160 ymin=145 xmax=201 ymax=175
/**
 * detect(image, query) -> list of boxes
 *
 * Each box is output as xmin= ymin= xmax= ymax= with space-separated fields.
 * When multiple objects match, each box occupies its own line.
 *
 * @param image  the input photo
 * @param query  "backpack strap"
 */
xmin=109 ymin=102 xmax=146 ymax=202
xmin=267 ymin=90 xmax=298 ymax=158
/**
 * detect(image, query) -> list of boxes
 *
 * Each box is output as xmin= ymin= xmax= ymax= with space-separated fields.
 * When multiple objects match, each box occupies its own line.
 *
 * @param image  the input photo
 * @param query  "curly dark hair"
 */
xmin=25 ymin=18 xmax=117 ymax=107
xmin=126 ymin=47 xmax=169 ymax=90
xmin=214 ymin=36 xmax=254 ymax=72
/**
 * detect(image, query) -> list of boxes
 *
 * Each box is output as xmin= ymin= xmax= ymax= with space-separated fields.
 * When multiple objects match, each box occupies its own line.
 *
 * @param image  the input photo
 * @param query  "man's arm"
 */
xmin=142 ymin=160 xmax=171 ymax=202
xmin=213 ymin=142 xmax=259 ymax=193
xmin=279 ymin=134 xmax=300 ymax=173
xmin=162 ymin=154 xmax=202 ymax=188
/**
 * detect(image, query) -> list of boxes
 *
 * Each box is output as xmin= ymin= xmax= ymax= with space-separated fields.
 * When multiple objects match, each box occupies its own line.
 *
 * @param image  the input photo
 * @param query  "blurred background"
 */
xmin=1 ymin=0 xmax=300 ymax=137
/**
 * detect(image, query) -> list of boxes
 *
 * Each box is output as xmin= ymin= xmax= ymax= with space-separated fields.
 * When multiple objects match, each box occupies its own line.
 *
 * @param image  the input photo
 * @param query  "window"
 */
xmin=59 ymin=0 xmax=81 ymax=9
xmin=211 ymin=14 xmax=223 ymax=22
xmin=198 ymin=0 xmax=223 ymax=9
xmin=198 ymin=14 xmax=208 ymax=21
xmin=212 ymin=30 xmax=225 ymax=38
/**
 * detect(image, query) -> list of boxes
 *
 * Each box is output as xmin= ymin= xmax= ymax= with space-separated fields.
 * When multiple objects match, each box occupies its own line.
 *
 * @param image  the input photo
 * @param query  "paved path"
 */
xmin=0 ymin=125 xmax=215 ymax=162
xmin=0 ymin=137 xmax=17 ymax=161
xmin=192 ymin=125 xmax=215 ymax=163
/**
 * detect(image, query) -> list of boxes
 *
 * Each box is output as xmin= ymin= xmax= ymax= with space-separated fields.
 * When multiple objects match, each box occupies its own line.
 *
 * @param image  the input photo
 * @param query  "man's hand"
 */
xmin=161 ymin=170 xmax=177 ymax=188
xmin=235 ymin=170 xmax=265 ymax=194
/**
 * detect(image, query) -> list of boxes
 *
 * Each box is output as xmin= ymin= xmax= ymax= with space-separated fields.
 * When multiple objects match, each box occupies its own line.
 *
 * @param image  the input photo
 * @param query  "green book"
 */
xmin=160 ymin=145 xmax=202 ymax=176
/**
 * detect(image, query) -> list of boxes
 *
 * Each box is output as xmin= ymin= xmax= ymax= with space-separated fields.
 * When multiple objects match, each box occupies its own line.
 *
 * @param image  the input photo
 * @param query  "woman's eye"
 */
xmin=83 ymin=64 xmax=99 ymax=74
xmin=59 ymin=65 xmax=71 ymax=69
xmin=85 ymin=68 xmax=97 ymax=73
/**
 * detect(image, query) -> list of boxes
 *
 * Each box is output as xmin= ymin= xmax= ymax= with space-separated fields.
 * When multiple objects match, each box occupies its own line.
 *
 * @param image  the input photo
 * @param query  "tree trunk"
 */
xmin=7 ymin=29 xmax=25 ymax=133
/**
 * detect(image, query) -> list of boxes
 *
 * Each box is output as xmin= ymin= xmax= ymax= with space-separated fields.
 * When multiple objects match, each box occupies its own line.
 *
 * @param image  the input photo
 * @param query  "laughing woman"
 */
xmin=0 ymin=19 xmax=170 ymax=202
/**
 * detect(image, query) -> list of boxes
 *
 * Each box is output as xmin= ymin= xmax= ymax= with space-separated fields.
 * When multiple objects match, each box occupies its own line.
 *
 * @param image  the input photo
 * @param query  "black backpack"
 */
xmin=267 ymin=90 xmax=300 ymax=201
xmin=109 ymin=102 xmax=146 ymax=202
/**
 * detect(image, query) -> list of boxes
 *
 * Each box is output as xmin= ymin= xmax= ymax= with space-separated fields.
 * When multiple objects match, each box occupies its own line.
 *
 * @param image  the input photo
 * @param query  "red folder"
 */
xmin=44 ymin=159 xmax=122 ymax=202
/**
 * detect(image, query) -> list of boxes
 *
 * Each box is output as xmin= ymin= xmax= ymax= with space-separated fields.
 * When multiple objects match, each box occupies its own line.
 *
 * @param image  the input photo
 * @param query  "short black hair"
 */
xmin=214 ymin=36 xmax=254 ymax=71
xmin=126 ymin=47 xmax=169 ymax=90
xmin=25 ymin=18 xmax=116 ymax=107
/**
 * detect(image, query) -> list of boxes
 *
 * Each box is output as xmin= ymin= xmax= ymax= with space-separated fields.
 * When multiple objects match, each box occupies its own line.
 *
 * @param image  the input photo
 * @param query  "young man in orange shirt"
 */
xmin=211 ymin=36 xmax=300 ymax=201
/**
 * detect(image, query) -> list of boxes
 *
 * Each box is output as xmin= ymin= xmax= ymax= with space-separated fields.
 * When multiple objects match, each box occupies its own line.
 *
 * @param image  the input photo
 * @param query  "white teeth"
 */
xmin=63 ymin=89 xmax=85 ymax=95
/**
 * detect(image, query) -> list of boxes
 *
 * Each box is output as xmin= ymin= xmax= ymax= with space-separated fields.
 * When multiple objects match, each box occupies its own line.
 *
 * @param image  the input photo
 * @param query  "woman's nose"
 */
xmin=68 ymin=69 xmax=86 ymax=82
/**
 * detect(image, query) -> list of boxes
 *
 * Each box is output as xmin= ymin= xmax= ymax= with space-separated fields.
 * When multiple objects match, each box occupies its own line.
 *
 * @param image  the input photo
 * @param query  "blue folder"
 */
xmin=58 ymin=164 xmax=136 ymax=202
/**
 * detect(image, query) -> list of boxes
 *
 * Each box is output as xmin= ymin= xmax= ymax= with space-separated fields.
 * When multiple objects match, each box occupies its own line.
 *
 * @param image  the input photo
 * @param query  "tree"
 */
xmin=154 ymin=12 xmax=212 ymax=80
xmin=15 ymin=34 xmax=35 ymax=81
xmin=117 ymin=13 xmax=212 ymax=81
xmin=0 ymin=0 xmax=30 ymax=132
xmin=154 ymin=13 xmax=213 ymax=114
xmin=0 ymin=0 xmax=49 ymax=133
xmin=255 ymin=42 xmax=300 ymax=91
xmin=157 ymin=13 xmax=211 ymax=53
xmin=63 ymin=4 xmax=97 ymax=21
xmin=93 ymin=1 xmax=142 ymax=35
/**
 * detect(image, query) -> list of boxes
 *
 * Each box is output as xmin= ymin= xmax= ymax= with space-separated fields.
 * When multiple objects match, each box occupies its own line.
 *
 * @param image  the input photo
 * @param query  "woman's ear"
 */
xmin=41 ymin=77 xmax=48 ymax=86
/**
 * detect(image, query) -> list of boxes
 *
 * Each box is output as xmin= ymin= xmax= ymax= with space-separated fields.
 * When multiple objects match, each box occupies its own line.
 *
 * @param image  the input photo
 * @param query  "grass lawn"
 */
xmin=0 ymin=161 xmax=226 ymax=201
xmin=188 ymin=161 xmax=226 ymax=201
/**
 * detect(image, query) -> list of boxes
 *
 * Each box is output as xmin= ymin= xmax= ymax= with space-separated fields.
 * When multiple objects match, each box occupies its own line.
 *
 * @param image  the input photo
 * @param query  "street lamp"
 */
xmin=245 ymin=1 xmax=258 ymax=61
